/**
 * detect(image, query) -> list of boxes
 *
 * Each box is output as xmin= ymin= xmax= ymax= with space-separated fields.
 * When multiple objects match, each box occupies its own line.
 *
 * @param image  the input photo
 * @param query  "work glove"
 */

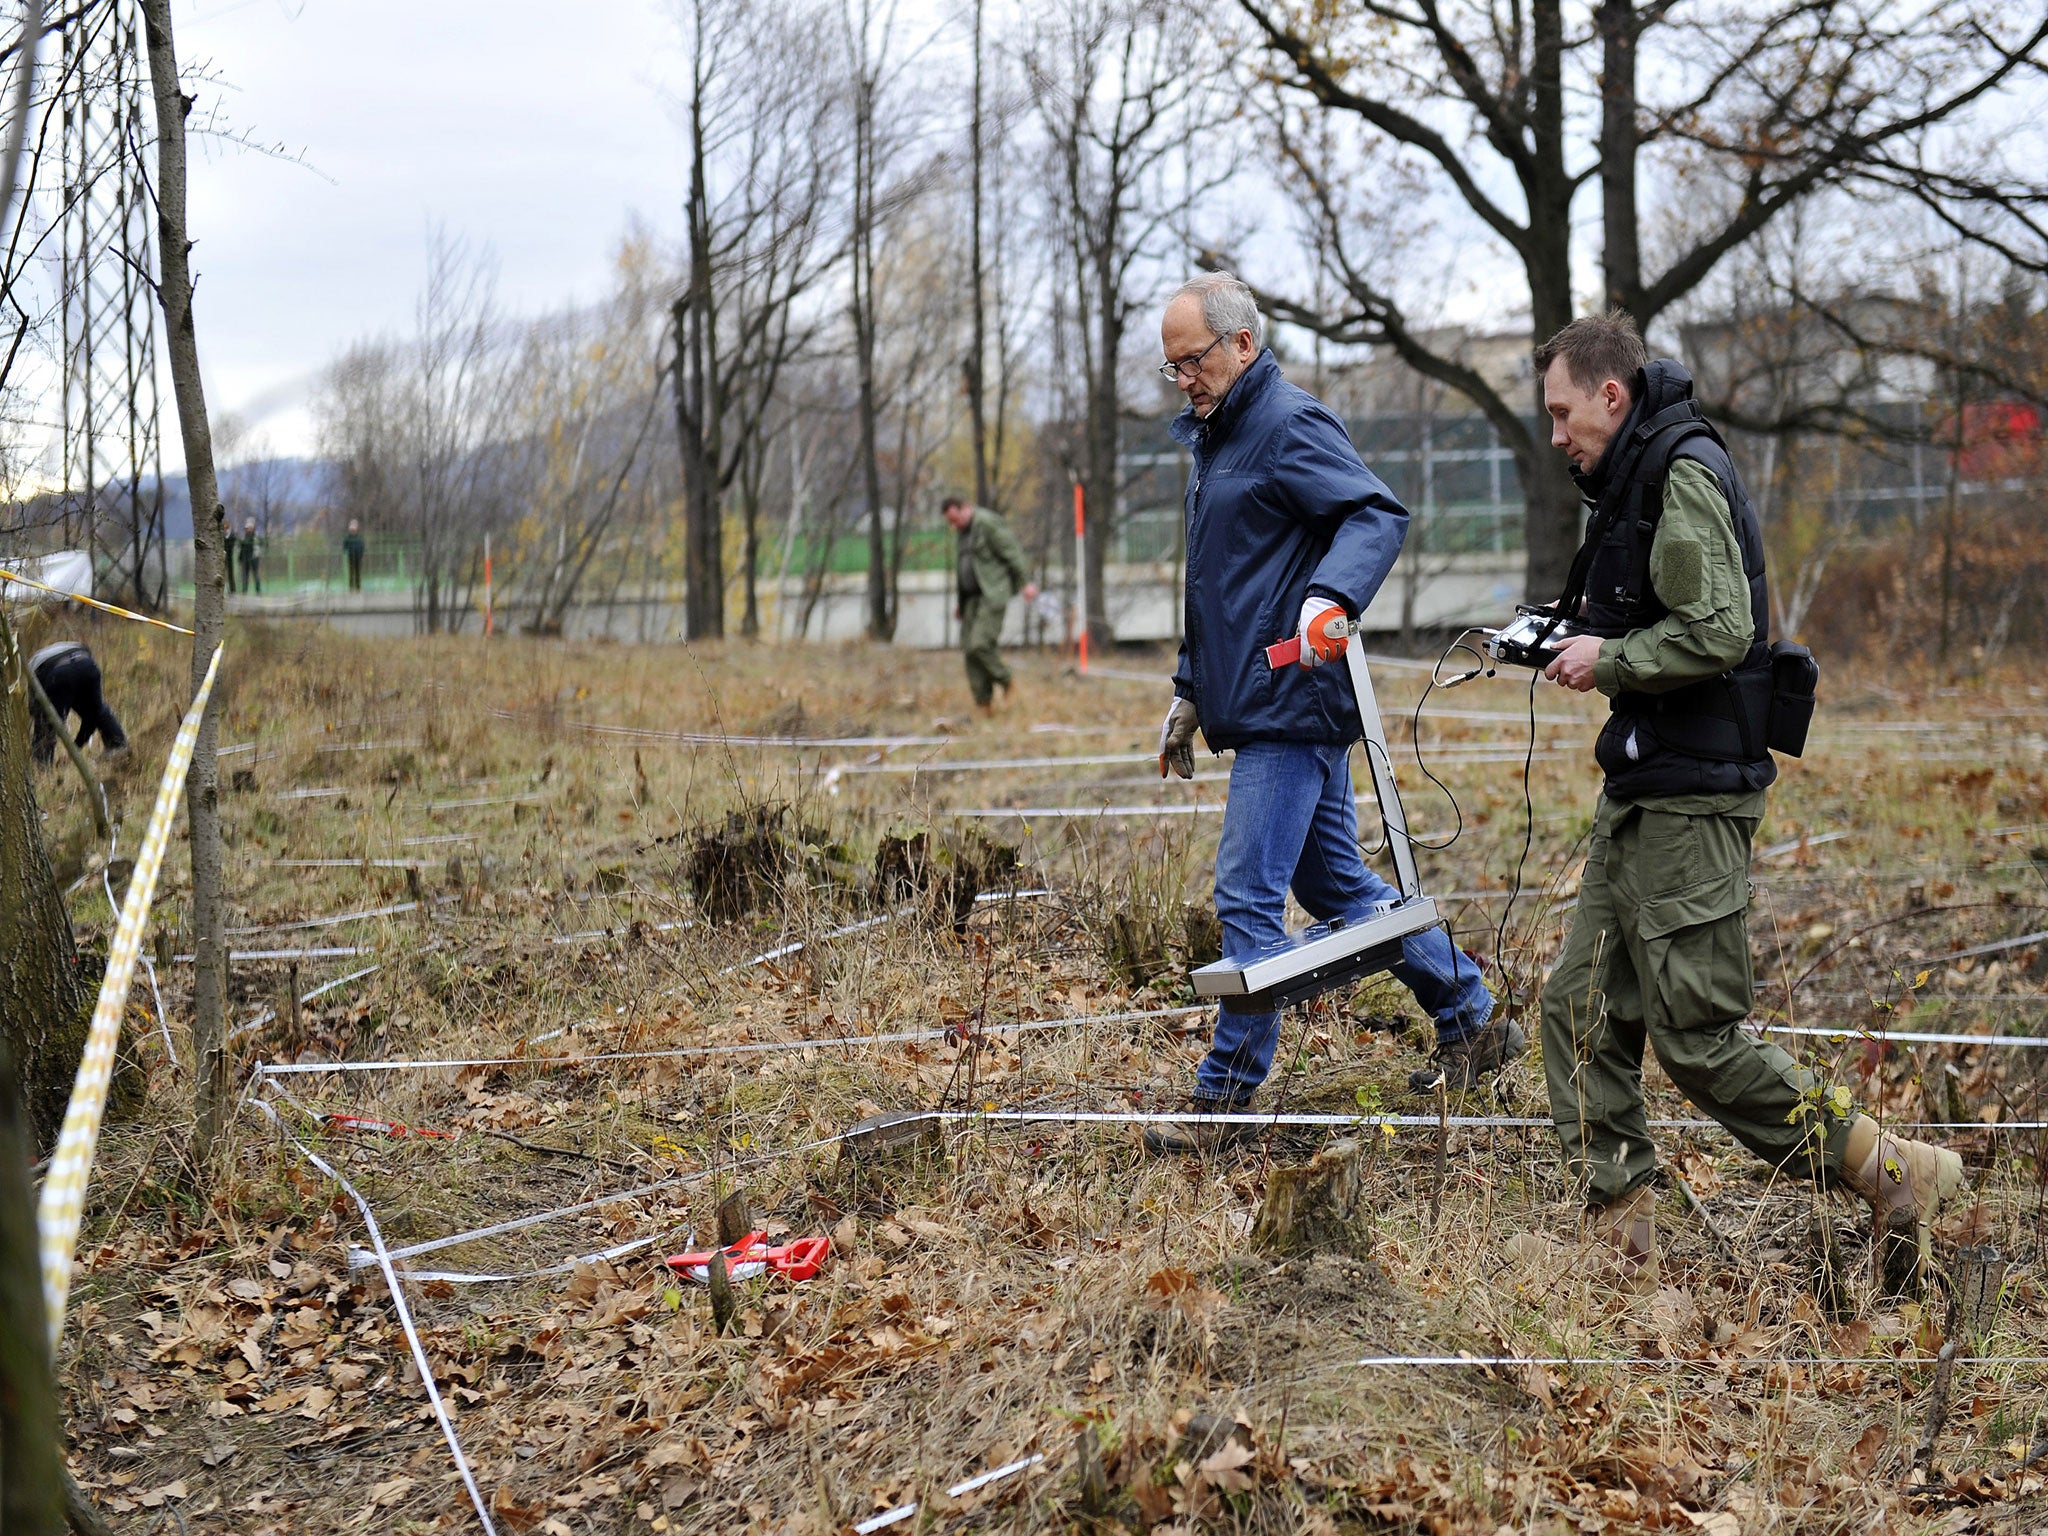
xmin=1158 ymin=695 xmax=1199 ymax=780
xmin=1296 ymin=597 xmax=1351 ymax=668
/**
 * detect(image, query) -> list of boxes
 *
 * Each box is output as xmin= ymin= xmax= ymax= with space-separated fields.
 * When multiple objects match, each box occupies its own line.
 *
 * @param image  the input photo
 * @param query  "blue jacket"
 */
xmin=1171 ymin=350 xmax=1409 ymax=750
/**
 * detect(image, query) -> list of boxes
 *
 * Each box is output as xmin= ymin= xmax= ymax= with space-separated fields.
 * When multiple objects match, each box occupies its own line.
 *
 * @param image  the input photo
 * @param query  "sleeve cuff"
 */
xmin=1592 ymin=642 xmax=1624 ymax=696
xmin=1305 ymin=584 xmax=1357 ymax=619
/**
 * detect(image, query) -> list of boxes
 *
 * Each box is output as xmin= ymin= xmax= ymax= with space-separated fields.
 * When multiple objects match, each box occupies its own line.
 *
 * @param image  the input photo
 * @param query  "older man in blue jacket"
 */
xmin=1146 ymin=273 xmax=1512 ymax=1154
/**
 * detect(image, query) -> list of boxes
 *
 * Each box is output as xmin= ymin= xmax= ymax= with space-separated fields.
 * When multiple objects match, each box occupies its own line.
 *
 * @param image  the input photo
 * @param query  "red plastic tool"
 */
xmin=1264 ymin=636 xmax=1303 ymax=669
xmin=1264 ymin=617 xmax=1360 ymax=671
xmin=323 ymin=1113 xmax=454 ymax=1140
xmin=664 ymin=1231 xmax=829 ymax=1284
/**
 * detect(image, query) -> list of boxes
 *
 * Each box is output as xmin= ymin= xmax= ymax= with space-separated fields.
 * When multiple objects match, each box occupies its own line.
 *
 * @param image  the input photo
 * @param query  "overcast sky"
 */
xmin=175 ymin=0 xmax=690 ymax=464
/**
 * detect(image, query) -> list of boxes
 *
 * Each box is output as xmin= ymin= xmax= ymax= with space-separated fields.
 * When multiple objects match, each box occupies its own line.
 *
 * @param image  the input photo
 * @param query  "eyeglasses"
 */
xmin=1158 ymin=333 xmax=1227 ymax=382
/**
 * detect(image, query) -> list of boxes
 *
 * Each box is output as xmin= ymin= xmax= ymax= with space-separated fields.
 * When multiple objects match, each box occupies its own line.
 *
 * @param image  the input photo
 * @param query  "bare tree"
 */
xmin=875 ymin=199 xmax=970 ymax=628
xmin=318 ymin=234 xmax=509 ymax=634
xmin=1027 ymin=0 xmax=1222 ymax=643
xmin=515 ymin=244 xmax=668 ymax=636
xmin=138 ymin=0 xmax=234 ymax=1163
xmin=671 ymin=0 xmax=844 ymax=641
xmin=1233 ymin=0 xmax=2048 ymax=599
xmin=958 ymin=0 xmax=991 ymax=512
xmin=842 ymin=0 xmax=934 ymax=641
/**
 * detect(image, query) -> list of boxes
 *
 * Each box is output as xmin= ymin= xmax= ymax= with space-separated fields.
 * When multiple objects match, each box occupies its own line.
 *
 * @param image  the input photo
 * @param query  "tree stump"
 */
xmin=1250 ymin=1137 xmax=1372 ymax=1257
xmin=715 ymin=1188 xmax=754 ymax=1247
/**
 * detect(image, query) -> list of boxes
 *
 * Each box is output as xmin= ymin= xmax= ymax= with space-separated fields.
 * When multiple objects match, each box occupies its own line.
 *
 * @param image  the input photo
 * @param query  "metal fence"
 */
xmin=1118 ymin=409 xmax=1532 ymax=566
xmin=164 ymin=532 xmax=422 ymax=593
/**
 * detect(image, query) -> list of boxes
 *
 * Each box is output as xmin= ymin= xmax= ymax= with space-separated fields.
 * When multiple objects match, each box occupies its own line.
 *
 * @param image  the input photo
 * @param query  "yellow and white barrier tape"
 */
xmin=0 ymin=567 xmax=195 ymax=636
xmin=38 ymin=645 xmax=220 ymax=1348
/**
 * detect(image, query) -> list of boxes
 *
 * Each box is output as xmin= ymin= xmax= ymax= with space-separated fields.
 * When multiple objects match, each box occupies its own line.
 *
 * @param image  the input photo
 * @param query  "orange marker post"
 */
xmin=483 ymin=533 xmax=494 ymax=637
xmin=1072 ymin=482 xmax=1088 ymax=674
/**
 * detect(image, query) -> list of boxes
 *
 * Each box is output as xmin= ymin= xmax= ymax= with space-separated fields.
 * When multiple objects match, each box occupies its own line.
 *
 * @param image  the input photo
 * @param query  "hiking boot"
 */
xmin=1839 ymin=1114 xmax=1965 ymax=1287
xmin=1407 ymin=1017 xmax=1526 ymax=1094
xmin=1142 ymin=1098 xmax=1258 ymax=1156
xmin=1584 ymin=1184 xmax=1659 ymax=1293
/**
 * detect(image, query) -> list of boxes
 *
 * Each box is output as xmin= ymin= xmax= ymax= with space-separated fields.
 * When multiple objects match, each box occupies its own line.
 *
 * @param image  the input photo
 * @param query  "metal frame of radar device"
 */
xmin=1190 ymin=634 xmax=1445 ymax=1015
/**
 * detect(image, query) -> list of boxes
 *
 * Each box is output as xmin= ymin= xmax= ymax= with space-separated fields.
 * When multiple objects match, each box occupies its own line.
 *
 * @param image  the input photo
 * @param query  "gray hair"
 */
xmin=1174 ymin=271 xmax=1265 ymax=352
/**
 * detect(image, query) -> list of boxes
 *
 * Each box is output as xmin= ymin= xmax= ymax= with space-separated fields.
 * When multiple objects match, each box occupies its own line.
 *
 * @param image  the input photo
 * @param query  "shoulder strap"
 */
xmin=1619 ymin=415 xmax=1723 ymax=610
xmin=1551 ymin=401 xmax=1713 ymax=622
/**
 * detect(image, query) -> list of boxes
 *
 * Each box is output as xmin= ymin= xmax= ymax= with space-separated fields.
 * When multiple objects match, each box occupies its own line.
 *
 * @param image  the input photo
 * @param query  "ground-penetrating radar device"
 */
xmin=1190 ymin=629 xmax=1447 ymax=1015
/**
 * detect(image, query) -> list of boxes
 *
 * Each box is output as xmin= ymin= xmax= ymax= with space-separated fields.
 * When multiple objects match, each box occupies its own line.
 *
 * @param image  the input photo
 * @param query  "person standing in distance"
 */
xmin=1533 ymin=311 xmax=1961 ymax=1288
xmin=1147 ymin=271 xmax=1507 ymax=1155
xmin=238 ymin=517 xmax=264 ymax=595
xmin=343 ymin=519 xmax=366 ymax=593
xmin=943 ymin=496 xmax=1038 ymax=715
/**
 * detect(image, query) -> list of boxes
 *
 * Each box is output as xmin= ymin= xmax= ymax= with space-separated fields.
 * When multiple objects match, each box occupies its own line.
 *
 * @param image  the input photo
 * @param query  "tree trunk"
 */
xmin=852 ymin=84 xmax=890 ymax=643
xmin=677 ymin=44 xmax=725 ymax=644
xmin=1520 ymin=0 xmax=1584 ymax=602
xmin=0 ymin=10 xmax=89 ymax=1156
xmin=1596 ymin=0 xmax=1643 ymax=316
xmin=966 ymin=0 xmax=990 ymax=510
xmin=0 ymin=610 xmax=86 ymax=1150
xmin=739 ymin=471 xmax=762 ymax=640
xmin=1082 ymin=245 xmax=1119 ymax=644
xmin=0 ymin=1046 xmax=66 ymax=1536
xmin=141 ymin=0 xmax=230 ymax=1162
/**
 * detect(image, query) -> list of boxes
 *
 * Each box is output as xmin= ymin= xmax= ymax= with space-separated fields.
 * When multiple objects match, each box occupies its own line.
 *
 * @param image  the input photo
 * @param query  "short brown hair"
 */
xmin=1533 ymin=311 xmax=1647 ymax=395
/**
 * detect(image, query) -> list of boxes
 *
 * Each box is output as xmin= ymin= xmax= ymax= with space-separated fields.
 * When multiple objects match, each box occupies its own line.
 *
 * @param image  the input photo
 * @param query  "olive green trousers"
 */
xmin=960 ymin=594 xmax=1012 ymax=705
xmin=1539 ymin=796 xmax=1854 ymax=1204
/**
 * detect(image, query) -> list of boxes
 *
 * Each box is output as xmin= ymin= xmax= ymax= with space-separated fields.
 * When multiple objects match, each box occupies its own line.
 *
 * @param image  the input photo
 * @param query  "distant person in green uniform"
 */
xmin=237 ymin=517 xmax=264 ymax=594
xmin=343 ymin=519 xmax=366 ymax=592
xmin=942 ymin=497 xmax=1037 ymax=714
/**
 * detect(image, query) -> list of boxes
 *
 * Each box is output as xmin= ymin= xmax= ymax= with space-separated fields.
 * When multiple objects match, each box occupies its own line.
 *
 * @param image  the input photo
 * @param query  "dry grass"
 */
xmin=36 ymin=615 xmax=2048 ymax=1534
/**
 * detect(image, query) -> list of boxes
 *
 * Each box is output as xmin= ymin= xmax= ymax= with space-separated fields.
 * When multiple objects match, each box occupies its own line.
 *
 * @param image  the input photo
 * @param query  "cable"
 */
xmin=1354 ymin=632 xmax=1487 ymax=863
xmin=1491 ymin=669 xmax=1543 ymax=1018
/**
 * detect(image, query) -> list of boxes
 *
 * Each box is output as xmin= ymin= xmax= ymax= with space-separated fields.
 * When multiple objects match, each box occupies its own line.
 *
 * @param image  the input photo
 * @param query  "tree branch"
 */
xmin=1234 ymin=0 xmax=1533 ymax=257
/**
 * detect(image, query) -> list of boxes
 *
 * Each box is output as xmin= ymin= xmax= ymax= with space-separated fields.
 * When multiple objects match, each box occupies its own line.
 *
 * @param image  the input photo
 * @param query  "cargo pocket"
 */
xmin=1634 ymin=811 xmax=1758 ymax=1030
xmin=1634 ymin=811 xmax=1753 ymax=939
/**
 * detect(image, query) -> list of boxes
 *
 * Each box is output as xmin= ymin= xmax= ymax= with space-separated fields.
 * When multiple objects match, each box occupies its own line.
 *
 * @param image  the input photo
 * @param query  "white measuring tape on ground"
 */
xmin=260 ymin=1002 xmax=1208 ymax=1078
xmin=489 ymin=708 xmax=955 ymax=750
xmin=247 ymin=1093 xmax=499 ymax=1535
xmin=828 ymin=752 xmax=1151 ymax=777
xmin=1920 ymin=929 xmax=2048 ymax=965
xmin=38 ymin=649 xmax=220 ymax=1350
xmin=174 ymin=944 xmax=374 ymax=962
xmin=229 ymin=962 xmax=385 ymax=1043
xmin=853 ymin=1454 xmax=1045 ymax=1534
xmin=1337 ymin=1351 xmax=2048 ymax=1370
xmin=225 ymin=899 xmax=421 ymax=935
xmin=702 ymin=889 xmax=1048 ymax=978
xmin=1753 ymin=1019 xmax=2048 ymax=1048
xmin=260 ymin=1080 xmax=2048 ymax=1292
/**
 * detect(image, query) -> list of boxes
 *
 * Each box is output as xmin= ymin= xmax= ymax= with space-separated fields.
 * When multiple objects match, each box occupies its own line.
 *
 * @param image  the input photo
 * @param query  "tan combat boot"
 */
xmin=1838 ymin=1114 xmax=1965 ymax=1286
xmin=1584 ymin=1184 xmax=1658 ymax=1293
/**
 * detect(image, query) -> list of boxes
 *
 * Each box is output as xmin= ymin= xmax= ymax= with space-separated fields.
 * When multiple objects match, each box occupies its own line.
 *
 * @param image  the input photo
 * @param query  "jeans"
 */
xmin=1195 ymin=739 xmax=1493 ymax=1103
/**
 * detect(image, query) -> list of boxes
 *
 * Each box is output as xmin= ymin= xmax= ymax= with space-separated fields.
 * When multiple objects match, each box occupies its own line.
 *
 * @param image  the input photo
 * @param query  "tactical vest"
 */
xmin=1561 ymin=376 xmax=1778 ymax=800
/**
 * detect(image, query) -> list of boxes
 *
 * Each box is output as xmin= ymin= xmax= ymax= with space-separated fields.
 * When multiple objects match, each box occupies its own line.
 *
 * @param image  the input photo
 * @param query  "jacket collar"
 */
xmin=1170 ymin=348 xmax=1281 ymax=449
xmin=1570 ymin=358 xmax=1697 ymax=504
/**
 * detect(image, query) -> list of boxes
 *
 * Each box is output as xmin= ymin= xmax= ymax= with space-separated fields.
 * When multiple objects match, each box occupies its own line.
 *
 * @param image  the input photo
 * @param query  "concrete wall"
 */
xmin=215 ymin=550 xmax=1527 ymax=644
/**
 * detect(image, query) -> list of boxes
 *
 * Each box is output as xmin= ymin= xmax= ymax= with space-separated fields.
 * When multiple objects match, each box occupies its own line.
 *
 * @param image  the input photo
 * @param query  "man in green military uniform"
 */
xmin=1532 ymin=312 xmax=1960 ymax=1289
xmin=943 ymin=496 xmax=1038 ymax=713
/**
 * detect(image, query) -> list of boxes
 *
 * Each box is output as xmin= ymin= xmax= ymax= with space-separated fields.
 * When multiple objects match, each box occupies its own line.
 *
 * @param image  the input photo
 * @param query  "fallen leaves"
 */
xmin=136 ymin=1479 xmax=187 ymax=1509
